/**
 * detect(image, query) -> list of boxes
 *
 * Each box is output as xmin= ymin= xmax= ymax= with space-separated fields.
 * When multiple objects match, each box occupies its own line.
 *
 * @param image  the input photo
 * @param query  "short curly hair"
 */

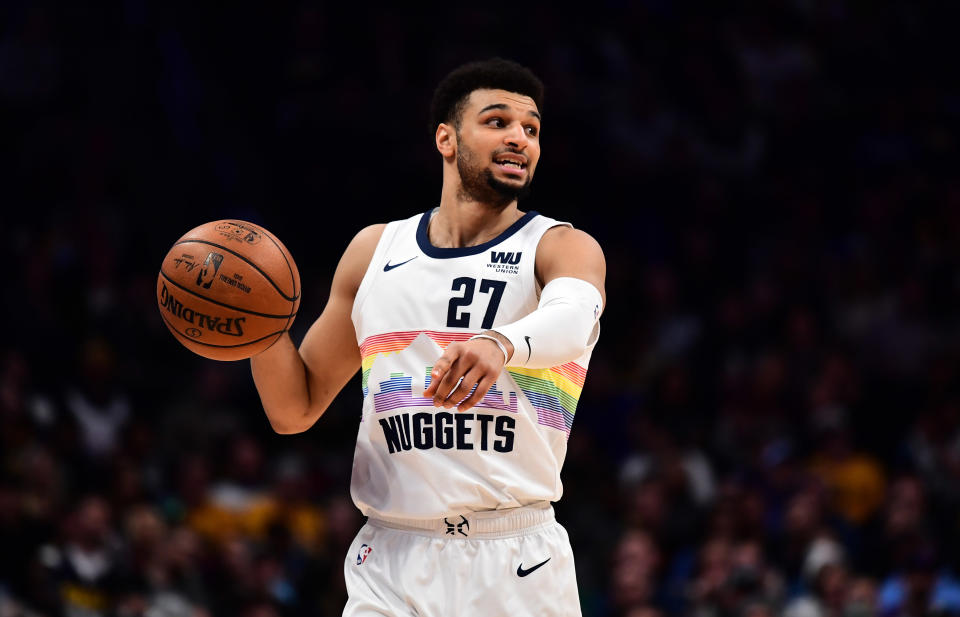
xmin=429 ymin=58 xmax=544 ymax=134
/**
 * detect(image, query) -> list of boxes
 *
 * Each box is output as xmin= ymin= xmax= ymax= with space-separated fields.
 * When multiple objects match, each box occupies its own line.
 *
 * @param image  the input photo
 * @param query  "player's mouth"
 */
xmin=493 ymin=155 xmax=528 ymax=177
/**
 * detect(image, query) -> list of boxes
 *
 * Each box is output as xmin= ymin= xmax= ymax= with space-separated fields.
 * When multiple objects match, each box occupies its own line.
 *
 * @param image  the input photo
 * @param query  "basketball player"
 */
xmin=250 ymin=58 xmax=605 ymax=616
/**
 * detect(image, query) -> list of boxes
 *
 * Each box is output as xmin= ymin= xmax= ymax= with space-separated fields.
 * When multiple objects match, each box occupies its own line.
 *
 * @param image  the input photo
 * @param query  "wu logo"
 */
xmin=490 ymin=251 xmax=522 ymax=265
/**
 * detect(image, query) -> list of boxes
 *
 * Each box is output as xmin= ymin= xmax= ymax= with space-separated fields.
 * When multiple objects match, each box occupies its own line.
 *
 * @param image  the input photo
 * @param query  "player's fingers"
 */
xmin=423 ymin=346 xmax=460 ymax=397
xmin=444 ymin=367 xmax=483 ymax=409
xmin=433 ymin=357 xmax=466 ymax=407
xmin=457 ymin=374 xmax=496 ymax=412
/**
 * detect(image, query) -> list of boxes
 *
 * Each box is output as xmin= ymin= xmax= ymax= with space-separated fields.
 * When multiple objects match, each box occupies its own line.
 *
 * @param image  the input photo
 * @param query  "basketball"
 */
xmin=156 ymin=220 xmax=301 ymax=361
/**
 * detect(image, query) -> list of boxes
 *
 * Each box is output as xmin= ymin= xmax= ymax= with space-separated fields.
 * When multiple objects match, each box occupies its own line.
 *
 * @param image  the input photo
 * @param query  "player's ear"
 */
xmin=435 ymin=123 xmax=456 ymax=159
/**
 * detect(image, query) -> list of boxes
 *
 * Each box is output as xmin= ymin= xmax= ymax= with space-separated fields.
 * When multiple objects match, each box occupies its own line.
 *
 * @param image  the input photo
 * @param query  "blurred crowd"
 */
xmin=3 ymin=1 xmax=960 ymax=616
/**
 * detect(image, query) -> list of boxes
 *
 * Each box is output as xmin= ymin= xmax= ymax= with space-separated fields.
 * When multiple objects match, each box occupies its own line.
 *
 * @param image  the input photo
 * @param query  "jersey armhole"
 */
xmin=351 ymin=221 xmax=400 ymax=329
xmin=532 ymin=221 xmax=575 ymax=299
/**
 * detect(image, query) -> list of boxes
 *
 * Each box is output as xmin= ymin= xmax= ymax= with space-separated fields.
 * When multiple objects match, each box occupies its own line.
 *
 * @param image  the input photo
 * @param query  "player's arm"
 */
xmin=425 ymin=225 xmax=605 ymax=411
xmin=531 ymin=225 xmax=607 ymax=314
xmin=251 ymin=224 xmax=385 ymax=434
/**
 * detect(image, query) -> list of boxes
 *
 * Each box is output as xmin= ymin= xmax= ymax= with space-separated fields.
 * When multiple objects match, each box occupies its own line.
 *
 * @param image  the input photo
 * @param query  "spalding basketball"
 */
xmin=157 ymin=220 xmax=300 ymax=361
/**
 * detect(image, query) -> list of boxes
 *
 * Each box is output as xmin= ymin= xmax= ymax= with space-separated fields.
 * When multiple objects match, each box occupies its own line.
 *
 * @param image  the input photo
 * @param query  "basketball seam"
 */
xmin=160 ymin=312 xmax=285 ymax=349
xmin=249 ymin=223 xmax=299 ymax=334
xmin=173 ymin=238 xmax=299 ymax=302
xmin=158 ymin=270 xmax=297 ymax=319
xmin=249 ymin=223 xmax=298 ymax=296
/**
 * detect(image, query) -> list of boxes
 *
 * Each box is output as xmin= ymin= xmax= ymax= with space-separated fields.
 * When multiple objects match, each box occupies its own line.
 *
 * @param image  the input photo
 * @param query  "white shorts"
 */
xmin=342 ymin=503 xmax=582 ymax=617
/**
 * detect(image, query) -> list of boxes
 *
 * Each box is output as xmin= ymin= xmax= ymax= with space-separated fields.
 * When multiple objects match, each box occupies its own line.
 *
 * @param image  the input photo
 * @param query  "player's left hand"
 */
xmin=422 ymin=337 xmax=509 ymax=411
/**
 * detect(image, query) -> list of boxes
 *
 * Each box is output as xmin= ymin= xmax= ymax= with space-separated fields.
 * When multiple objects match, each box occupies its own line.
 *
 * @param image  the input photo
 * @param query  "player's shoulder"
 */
xmin=355 ymin=210 xmax=421 ymax=241
xmin=533 ymin=220 xmax=606 ymax=295
xmin=336 ymin=223 xmax=387 ymax=288
xmin=347 ymin=210 xmax=426 ymax=252
xmin=350 ymin=223 xmax=388 ymax=248
xmin=537 ymin=223 xmax=604 ymax=257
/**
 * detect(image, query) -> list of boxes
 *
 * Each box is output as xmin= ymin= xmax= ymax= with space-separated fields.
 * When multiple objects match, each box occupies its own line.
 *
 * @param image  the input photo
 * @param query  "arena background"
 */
xmin=3 ymin=2 xmax=959 ymax=616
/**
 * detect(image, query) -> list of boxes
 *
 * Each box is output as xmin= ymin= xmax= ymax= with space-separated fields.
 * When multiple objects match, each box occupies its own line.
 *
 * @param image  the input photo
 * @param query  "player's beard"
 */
xmin=456 ymin=139 xmax=532 ymax=209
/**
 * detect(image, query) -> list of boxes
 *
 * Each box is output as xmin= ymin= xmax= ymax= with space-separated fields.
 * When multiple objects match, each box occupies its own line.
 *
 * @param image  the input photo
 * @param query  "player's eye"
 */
xmin=525 ymin=125 xmax=539 ymax=136
xmin=486 ymin=117 xmax=505 ymax=128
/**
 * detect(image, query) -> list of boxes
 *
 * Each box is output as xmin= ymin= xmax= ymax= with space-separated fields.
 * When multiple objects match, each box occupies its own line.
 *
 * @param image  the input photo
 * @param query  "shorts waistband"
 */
xmin=367 ymin=503 xmax=554 ymax=538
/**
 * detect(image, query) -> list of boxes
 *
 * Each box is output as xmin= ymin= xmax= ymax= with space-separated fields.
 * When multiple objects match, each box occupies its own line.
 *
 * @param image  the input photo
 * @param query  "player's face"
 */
xmin=455 ymin=89 xmax=541 ymax=206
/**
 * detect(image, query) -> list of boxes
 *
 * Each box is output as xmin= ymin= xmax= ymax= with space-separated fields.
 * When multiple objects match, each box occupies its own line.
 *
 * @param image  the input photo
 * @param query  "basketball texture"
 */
xmin=157 ymin=220 xmax=300 ymax=361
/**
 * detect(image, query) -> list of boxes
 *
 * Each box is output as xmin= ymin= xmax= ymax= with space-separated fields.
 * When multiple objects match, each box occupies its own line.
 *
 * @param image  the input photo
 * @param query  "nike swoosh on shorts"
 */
xmin=516 ymin=557 xmax=551 ymax=577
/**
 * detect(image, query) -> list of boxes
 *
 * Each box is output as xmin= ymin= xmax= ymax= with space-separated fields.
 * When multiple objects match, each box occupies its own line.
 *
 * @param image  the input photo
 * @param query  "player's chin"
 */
xmin=492 ymin=166 xmax=529 ymax=183
xmin=489 ymin=175 xmax=531 ymax=196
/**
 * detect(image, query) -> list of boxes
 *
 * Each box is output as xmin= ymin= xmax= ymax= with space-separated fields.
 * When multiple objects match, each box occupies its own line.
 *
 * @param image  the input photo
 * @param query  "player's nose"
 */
xmin=504 ymin=123 xmax=529 ymax=149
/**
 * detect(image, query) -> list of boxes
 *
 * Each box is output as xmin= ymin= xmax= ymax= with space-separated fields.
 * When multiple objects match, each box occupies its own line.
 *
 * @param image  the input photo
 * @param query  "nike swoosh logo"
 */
xmin=384 ymin=256 xmax=417 ymax=272
xmin=524 ymin=336 xmax=532 ymax=364
xmin=517 ymin=557 xmax=551 ymax=577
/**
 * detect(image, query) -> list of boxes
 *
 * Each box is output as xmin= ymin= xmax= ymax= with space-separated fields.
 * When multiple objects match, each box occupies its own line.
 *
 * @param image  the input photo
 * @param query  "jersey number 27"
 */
xmin=447 ymin=277 xmax=506 ymax=329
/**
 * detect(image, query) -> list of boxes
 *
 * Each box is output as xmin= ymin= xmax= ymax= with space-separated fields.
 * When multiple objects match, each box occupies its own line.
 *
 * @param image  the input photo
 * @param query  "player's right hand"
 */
xmin=422 ymin=337 xmax=509 ymax=412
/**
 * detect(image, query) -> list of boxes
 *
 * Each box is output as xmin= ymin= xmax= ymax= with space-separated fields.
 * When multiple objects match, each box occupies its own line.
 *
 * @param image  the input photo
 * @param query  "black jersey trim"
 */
xmin=416 ymin=209 xmax=540 ymax=258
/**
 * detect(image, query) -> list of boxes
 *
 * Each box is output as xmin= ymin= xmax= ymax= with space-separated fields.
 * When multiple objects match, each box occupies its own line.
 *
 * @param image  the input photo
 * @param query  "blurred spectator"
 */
xmin=807 ymin=423 xmax=886 ymax=527
xmin=113 ymin=507 xmax=210 ymax=617
xmin=903 ymin=401 xmax=960 ymax=509
xmin=688 ymin=537 xmax=734 ymax=616
xmin=609 ymin=529 xmax=662 ymax=616
xmin=688 ymin=537 xmax=784 ymax=617
xmin=845 ymin=577 xmax=878 ymax=617
xmin=65 ymin=338 xmax=130 ymax=461
xmin=783 ymin=562 xmax=849 ymax=617
xmin=36 ymin=495 xmax=123 ymax=617
xmin=620 ymin=417 xmax=717 ymax=508
xmin=876 ymin=539 xmax=960 ymax=617
xmin=186 ymin=434 xmax=284 ymax=547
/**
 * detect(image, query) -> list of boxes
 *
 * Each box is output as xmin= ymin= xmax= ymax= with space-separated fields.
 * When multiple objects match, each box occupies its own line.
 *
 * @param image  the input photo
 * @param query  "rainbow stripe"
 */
xmin=369 ymin=370 xmax=519 ymax=414
xmin=360 ymin=330 xmax=473 ymax=396
xmin=507 ymin=363 xmax=586 ymax=433
xmin=358 ymin=330 xmax=587 ymax=433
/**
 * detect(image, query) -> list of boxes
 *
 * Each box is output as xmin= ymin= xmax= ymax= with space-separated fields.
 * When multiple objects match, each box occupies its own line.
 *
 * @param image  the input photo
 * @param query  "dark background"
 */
xmin=3 ymin=2 xmax=960 ymax=616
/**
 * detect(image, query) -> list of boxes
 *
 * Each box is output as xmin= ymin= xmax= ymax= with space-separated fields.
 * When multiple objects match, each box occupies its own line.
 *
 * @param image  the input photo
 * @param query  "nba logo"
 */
xmin=356 ymin=543 xmax=373 ymax=565
xmin=196 ymin=252 xmax=223 ymax=289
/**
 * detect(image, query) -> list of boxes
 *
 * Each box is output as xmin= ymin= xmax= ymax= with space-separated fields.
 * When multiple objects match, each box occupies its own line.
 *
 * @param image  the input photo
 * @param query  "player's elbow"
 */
xmin=269 ymin=420 xmax=307 ymax=435
xmin=265 ymin=406 xmax=318 ymax=434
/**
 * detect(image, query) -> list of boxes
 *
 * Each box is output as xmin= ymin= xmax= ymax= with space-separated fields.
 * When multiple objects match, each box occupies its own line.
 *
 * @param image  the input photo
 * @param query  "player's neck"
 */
xmin=430 ymin=196 xmax=524 ymax=249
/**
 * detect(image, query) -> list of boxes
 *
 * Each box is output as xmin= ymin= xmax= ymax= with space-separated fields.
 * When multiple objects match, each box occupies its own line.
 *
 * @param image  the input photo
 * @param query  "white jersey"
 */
xmin=349 ymin=209 xmax=597 ymax=520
